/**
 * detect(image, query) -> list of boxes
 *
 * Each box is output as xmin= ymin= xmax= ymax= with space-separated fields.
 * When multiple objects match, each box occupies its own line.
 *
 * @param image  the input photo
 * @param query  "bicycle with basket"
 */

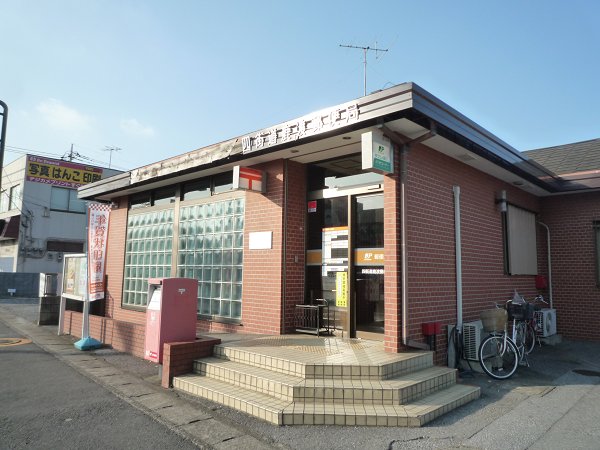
xmin=478 ymin=292 xmax=540 ymax=380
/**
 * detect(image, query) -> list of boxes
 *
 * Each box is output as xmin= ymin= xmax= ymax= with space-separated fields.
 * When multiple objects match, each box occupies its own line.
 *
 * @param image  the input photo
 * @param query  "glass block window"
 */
xmin=178 ymin=198 xmax=244 ymax=320
xmin=123 ymin=209 xmax=174 ymax=307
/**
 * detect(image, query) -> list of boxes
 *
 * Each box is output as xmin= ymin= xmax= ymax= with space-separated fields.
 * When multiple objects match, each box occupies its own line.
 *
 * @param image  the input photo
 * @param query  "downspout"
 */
xmin=453 ymin=186 xmax=463 ymax=332
xmin=537 ymin=221 xmax=553 ymax=309
xmin=282 ymin=160 xmax=288 ymax=333
xmin=383 ymin=123 xmax=436 ymax=346
xmin=400 ymin=145 xmax=409 ymax=345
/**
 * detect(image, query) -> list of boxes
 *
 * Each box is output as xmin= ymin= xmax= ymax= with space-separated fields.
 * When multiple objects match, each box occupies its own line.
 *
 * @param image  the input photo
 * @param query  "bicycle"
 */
xmin=478 ymin=298 xmax=532 ymax=380
xmin=521 ymin=294 xmax=548 ymax=355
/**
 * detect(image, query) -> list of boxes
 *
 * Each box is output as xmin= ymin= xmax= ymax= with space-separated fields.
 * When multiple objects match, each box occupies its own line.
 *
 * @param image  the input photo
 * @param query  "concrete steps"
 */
xmin=174 ymin=374 xmax=479 ymax=426
xmin=173 ymin=337 xmax=480 ymax=427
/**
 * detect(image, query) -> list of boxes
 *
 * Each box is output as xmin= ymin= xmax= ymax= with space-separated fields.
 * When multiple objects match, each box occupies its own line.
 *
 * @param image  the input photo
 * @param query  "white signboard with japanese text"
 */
xmin=242 ymin=103 xmax=359 ymax=154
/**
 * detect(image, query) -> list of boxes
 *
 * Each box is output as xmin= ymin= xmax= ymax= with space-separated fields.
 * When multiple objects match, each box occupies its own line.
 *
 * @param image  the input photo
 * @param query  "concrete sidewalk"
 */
xmin=1 ymin=297 xmax=600 ymax=450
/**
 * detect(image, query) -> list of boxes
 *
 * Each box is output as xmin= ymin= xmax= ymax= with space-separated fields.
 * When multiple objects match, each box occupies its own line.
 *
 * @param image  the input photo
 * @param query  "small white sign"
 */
xmin=362 ymin=129 xmax=393 ymax=174
xmin=249 ymin=231 xmax=272 ymax=250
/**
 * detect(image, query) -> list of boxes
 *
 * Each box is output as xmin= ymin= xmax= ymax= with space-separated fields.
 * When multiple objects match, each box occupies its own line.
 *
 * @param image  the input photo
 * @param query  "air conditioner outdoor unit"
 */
xmin=462 ymin=320 xmax=485 ymax=361
xmin=534 ymin=308 xmax=557 ymax=337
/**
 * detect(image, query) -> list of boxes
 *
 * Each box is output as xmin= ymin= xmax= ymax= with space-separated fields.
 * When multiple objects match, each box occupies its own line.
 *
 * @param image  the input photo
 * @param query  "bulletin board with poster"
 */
xmin=62 ymin=253 xmax=87 ymax=301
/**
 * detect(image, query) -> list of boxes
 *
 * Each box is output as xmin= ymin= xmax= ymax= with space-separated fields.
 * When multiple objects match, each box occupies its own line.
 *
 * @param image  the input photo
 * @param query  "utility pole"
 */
xmin=103 ymin=146 xmax=121 ymax=169
xmin=0 ymin=100 xmax=7 ymax=189
xmin=339 ymin=43 xmax=389 ymax=96
xmin=68 ymin=143 xmax=75 ymax=162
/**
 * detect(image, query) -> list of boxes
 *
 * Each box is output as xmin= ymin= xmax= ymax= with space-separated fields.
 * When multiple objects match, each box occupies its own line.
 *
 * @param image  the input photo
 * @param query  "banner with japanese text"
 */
xmin=27 ymin=155 xmax=103 ymax=189
xmin=87 ymin=203 xmax=111 ymax=301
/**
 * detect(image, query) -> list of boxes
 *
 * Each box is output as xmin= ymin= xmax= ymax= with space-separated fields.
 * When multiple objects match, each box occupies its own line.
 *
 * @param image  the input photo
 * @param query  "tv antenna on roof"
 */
xmin=339 ymin=43 xmax=388 ymax=96
xmin=103 ymin=146 xmax=122 ymax=169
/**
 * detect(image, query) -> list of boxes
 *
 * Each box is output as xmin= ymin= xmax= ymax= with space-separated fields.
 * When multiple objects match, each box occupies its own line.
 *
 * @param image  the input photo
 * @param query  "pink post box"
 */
xmin=144 ymin=278 xmax=198 ymax=364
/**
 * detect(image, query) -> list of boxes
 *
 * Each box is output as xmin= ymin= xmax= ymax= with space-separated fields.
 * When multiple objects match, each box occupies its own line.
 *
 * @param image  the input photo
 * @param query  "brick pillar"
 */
xmin=282 ymin=161 xmax=306 ymax=332
xmin=241 ymin=160 xmax=285 ymax=334
xmin=383 ymin=148 xmax=403 ymax=352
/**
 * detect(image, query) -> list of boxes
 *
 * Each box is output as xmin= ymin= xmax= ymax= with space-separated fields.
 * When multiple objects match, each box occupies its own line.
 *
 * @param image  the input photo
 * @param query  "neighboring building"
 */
xmin=0 ymin=154 xmax=121 ymax=274
xmin=74 ymin=82 xmax=598 ymax=361
xmin=524 ymin=139 xmax=600 ymax=341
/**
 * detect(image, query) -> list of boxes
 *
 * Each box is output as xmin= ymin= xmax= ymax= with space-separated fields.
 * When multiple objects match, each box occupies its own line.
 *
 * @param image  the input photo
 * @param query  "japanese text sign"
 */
xmin=27 ymin=156 xmax=103 ymax=189
xmin=87 ymin=203 xmax=111 ymax=301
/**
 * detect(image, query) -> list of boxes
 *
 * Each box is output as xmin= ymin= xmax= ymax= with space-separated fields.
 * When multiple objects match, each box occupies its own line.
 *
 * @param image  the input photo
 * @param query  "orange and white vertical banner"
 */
xmin=87 ymin=203 xmax=111 ymax=301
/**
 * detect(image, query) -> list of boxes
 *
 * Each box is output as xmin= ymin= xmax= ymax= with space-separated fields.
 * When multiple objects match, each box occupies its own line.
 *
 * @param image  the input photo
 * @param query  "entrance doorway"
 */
xmin=353 ymin=194 xmax=384 ymax=338
xmin=305 ymin=172 xmax=384 ymax=339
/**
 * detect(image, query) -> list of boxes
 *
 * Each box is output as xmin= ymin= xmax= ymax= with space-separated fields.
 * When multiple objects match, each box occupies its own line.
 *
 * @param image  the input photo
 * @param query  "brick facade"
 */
xmin=161 ymin=338 xmax=221 ymax=388
xmin=65 ymin=138 xmax=599 ymax=367
xmin=62 ymin=310 xmax=147 ymax=357
xmin=404 ymin=143 xmax=544 ymax=359
xmin=540 ymin=192 xmax=600 ymax=340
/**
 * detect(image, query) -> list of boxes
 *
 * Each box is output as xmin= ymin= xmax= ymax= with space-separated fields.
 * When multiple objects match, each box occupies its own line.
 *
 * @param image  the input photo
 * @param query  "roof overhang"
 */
xmin=79 ymin=82 xmax=563 ymax=201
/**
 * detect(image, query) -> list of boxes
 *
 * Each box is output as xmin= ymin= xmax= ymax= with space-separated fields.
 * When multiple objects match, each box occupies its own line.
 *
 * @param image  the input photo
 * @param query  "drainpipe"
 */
xmin=537 ymin=221 xmax=553 ymax=309
xmin=282 ymin=160 xmax=288 ymax=333
xmin=453 ymin=186 xmax=463 ymax=332
xmin=383 ymin=123 xmax=437 ymax=346
xmin=400 ymin=146 xmax=409 ymax=345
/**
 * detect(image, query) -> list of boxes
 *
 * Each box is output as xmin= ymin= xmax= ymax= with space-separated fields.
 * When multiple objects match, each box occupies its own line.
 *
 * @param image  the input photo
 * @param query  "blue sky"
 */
xmin=1 ymin=0 xmax=598 ymax=171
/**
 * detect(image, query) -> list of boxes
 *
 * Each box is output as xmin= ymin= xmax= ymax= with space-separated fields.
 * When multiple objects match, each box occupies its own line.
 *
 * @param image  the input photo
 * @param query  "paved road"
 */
xmin=0 ymin=320 xmax=199 ymax=450
xmin=1 ymin=298 xmax=600 ymax=450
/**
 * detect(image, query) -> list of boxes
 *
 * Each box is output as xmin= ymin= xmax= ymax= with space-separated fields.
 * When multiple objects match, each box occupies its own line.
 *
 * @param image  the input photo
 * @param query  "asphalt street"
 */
xmin=0 ymin=319 xmax=199 ymax=450
xmin=1 ymin=297 xmax=600 ymax=450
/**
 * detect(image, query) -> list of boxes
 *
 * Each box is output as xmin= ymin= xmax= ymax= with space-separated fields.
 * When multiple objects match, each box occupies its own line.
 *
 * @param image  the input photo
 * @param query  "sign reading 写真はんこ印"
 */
xmin=26 ymin=156 xmax=102 ymax=189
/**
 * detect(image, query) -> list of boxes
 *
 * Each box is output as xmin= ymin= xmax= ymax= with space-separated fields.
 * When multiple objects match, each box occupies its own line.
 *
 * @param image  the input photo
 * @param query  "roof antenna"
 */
xmin=103 ymin=146 xmax=122 ymax=169
xmin=339 ymin=42 xmax=388 ymax=96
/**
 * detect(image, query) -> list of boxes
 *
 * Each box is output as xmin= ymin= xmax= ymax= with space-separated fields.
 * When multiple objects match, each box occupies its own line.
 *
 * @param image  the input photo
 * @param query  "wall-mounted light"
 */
xmin=496 ymin=190 xmax=507 ymax=213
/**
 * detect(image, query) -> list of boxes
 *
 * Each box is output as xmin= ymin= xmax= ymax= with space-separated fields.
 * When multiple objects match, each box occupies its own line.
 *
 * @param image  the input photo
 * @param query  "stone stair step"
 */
xmin=173 ymin=374 xmax=291 ymax=425
xmin=194 ymin=357 xmax=304 ymax=401
xmin=213 ymin=343 xmax=433 ymax=380
xmin=174 ymin=373 xmax=480 ymax=427
xmin=196 ymin=356 xmax=456 ymax=405
xmin=297 ymin=366 xmax=457 ymax=405
xmin=282 ymin=384 xmax=481 ymax=427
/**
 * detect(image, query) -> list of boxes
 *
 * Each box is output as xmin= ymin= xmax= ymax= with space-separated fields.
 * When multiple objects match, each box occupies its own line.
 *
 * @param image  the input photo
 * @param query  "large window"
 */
xmin=178 ymin=198 xmax=244 ymax=320
xmin=8 ymin=185 xmax=22 ymax=211
xmin=123 ymin=209 xmax=174 ymax=307
xmin=50 ymin=187 xmax=86 ymax=213
xmin=504 ymin=204 xmax=538 ymax=275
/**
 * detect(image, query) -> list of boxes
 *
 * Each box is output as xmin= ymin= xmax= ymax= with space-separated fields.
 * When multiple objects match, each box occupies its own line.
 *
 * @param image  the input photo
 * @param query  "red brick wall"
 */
xmin=238 ymin=160 xmax=285 ymax=334
xmin=403 ymin=142 xmax=542 ymax=358
xmin=162 ymin=338 xmax=221 ymax=388
xmin=105 ymin=196 xmax=146 ymax=327
xmin=195 ymin=160 xmax=304 ymax=335
xmin=540 ymin=192 xmax=600 ymax=340
xmin=384 ymin=151 xmax=403 ymax=352
xmin=282 ymin=161 xmax=306 ymax=332
xmin=62 ymin=310 xmax=147 ymax=357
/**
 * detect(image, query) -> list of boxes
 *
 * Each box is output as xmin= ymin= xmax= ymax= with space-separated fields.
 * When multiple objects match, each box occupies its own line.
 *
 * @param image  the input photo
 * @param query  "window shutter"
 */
xmin=507 ymin=205 xmax=538 ymax=275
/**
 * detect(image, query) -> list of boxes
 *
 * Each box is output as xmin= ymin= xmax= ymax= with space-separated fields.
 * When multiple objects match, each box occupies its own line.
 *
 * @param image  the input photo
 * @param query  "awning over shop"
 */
xmin=0 ymin=215 xmax=20 ymax=240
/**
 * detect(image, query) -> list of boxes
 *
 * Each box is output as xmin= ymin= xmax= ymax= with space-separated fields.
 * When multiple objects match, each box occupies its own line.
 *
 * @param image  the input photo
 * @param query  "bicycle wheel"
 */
xmin=478 ymin=334 xmax=519 ymax=380
xmin=523 ymin=321 xmax=537 ymax=355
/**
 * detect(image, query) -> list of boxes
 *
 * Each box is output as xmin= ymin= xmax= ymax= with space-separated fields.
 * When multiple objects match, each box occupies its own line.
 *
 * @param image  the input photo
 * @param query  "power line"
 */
xmin=339 ymin=43 xmax=389 ymax=96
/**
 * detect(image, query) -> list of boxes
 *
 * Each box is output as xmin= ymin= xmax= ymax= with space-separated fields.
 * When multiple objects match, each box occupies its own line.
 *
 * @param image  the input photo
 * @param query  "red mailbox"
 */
xmin=144 ymin=278 xmax=198 ymax=364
